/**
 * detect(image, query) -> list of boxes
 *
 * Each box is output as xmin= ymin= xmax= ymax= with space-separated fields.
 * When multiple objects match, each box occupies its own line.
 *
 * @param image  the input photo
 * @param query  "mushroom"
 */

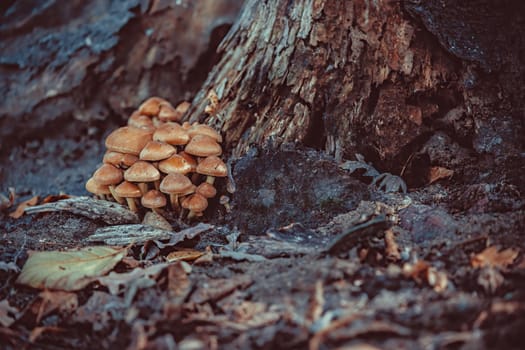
xmin=157 ymin=103 xmax=184 ymax=123
xmin=188 ymin=123 xmax=223 ymax=143
xmin=141 ymin=190 xmax=167 ymax=215
xmin=184 ymin=134 xmax=222 ymax=157
xmin=138 ymin=97 xmax=170 ymax=117
xmin=92 ymin=164 xmax=124 ymax=204
xmin=114 ymin=181 xmax=142 ymax=213
xmin=85 ymin=177 xmax=111 ymax=200
xmin=181 ymin=193 xmax=208 ymax=220
xmin=124 ymin=161 xmax=161 ymax=194
xmin=139 ymin=141 xmax=177 ymax=161
xmin=196 ymin=182 xmax=217 ymax=199
xmin=196 ymin=155 xmax=227 ymax=184
xmin=103 ymin=151 xmax=138 ymax=169
xmin=158 ymin=154 xmax=194 ymax=175
xmin=153 ymin=122 xmax=190 ymax=146
xmin=219 ymin=195 xmax=232 ymax=213
xmin=105 ymin=126 xmax=153 ymax=156
xmin=159 ymin=173 xmax=194 ymax=211
xmin=128 ymin=112 xmax=155 ymax=131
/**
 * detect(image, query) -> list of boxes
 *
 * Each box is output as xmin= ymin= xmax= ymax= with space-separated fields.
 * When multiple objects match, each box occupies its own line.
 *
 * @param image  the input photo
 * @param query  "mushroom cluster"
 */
xmin=86 ymin=97 xmax=227 ymax=220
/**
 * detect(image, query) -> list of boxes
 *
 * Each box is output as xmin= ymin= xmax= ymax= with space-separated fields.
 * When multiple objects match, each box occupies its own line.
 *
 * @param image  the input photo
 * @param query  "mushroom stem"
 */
xmin=169 ymin=194 xmax=180 ymax=212
xmin=126 ymin=197 xmax=138 ymax=213
xmin=191 ymin=173 xmax=200 ymax=183
xmin=108 ymin=185 xmax=125 ymax=204
xmin=205 ymin=176 xmax=215 ymax=185
xmin=138 ymin=182 xmax=148 ymax=195
xmin=187 ymin=210 xmax=197 ymax=220
xmin=154 ymin=180 xmax=160 ymax=190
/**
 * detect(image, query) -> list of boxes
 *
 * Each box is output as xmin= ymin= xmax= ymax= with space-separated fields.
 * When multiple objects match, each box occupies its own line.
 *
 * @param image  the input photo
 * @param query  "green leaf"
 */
xmin=16 ymin=246 xmax=127 ymax=291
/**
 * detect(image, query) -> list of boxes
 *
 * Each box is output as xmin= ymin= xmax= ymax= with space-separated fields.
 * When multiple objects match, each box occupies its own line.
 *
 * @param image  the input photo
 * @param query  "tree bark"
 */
xmin=186 ymin=0 xmax=524 ymax=185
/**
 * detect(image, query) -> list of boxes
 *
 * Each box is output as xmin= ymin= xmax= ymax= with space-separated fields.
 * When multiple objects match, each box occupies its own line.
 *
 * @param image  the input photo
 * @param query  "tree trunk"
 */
xmin=186 ymin=0 xmax=524 ymax=186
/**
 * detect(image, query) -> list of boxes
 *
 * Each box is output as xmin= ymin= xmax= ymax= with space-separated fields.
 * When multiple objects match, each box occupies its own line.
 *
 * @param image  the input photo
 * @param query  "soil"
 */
xmin=1 ymin=122 xmax=524 ymax=349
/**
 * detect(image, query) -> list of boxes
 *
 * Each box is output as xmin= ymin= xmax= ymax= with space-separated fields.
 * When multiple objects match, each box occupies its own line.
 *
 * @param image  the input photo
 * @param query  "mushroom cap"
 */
xmin=153 ymin=122 xmax=190 ymax=146
xmin=138 ymin=97 xmax=170 ymax=117
xmin=158 ymin=154 xmax=194 ymax=175
xmin=159 ymin=173 xmax=194 ymax=195
xmin=188 ymin=123 xmax=223 ymax=143
xmin=85 ymin=177 xmax=111 ymax=195
xmin=178 ymin=151 xmax=198 ymax=172
xmin=105 ymin=126 xmax=153 ymax=156
xmin=181 ymin=193 xmax=208 ymax=213
xmin=141 ymin=190 xmax=167 ymax=209
xmin=103 ymin=151 xmax=138 ymax=169
xmin=196 ymin=156 xmax=227 ymax=177
xmin=139 ymin=141 xmax=177 ymax=161
xmin=114 ymin=181 xmax=142 ymax=198
xmin=128 ymin=112 xmax=155 ymax=131
xmin=184 ymin=134 xmax=222 ymax=157
xmin=196 ymin=182 xmax=217 ymax=198
xmin=124 ymin=161 xmax=160 ymax=182
xmin=93 ymin=164 xmax=123 ymax=186
xmin=181 ymin=121 xmax=191 ymax=130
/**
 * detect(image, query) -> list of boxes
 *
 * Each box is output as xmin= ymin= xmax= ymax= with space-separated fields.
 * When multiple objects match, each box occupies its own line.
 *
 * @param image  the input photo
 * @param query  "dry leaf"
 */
xmin=142 ymin=210 xmax=172 ymax=231
xmin=384 ymin=229 xmax=400 ymax=262
xmin=0 ymin=299 xmax=19 ymax=327
xmin=471 ymin=246 xmax=519 ymax=269
xmin=403 ymin=260 xmax=448 ymax=292
xmin=306 ymin=280 xmax=324 ymax=326
xmin=428 ymin=166 xmax=454 ymax=185
xmin=96 ymin=263 xmax=170 ymax=295
xmin=9 ymin=196 xmax=39 ymax=219
xmin=41 ymin=194 xmax=71 ymax=204
xmin=27 ymin=290 xmax=78 ymax=324
xmin=16 ymin=246 xmax=127 ymax=291
xmin=166 ymin=248 xmax=204 ymax=262
xmin=477 ymin=267 xmax=505 ymax=294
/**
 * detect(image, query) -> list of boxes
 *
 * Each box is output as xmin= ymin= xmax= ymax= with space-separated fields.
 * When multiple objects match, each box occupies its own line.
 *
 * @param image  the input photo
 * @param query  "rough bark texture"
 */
xmin=0 ymin=0 xmax=242 ymax=151
xmin=186 ymin=0 xmax=524 ymax=186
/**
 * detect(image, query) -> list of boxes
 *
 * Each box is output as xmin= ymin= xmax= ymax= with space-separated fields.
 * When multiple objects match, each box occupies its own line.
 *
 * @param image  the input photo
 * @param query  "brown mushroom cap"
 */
xmin=181 ymin=193 xmax=208 ymax=214
xmin=128 ymin=112 xmax=155 ymax=131
xmin=178 ymin=151 xmax=198 ymax=172
xmin=92 ymin=164 xmax=123 ymax=185
xmin=139 ymin=141 xmax=177 ymax=161
xmin=196 ymin=156 xmax=227 ymax=177
xmin=158 ymin=154 xmax=194 ymax=175
xmin=188 ymin=124 xmax=223 ymax=143
xmin=184 ymin=134 xmax=222 ymax=157
xmin=103 ymin=151 xmax=138 ymax=168
xmin=85 ymin=177 xmax=111 ymax=195
xmin=153 ymin=122 xmax=190 ymax=146
xmin=124 ymin=161 xmax=160 ymax=182
xmin=138 ymin=97 xmax=170 ymax=116
xmin=196 ymin=182 xmax=217 ymax=198
xmin=157 ymin=103 xmax=181 ymax=123
xmin=159 ymin=173 xmax=194 ymax=195
xmin=114 ymin=181 xmax=142 ymax=198
xmin=105 ymin=126 xmax=153 ymax=156
xmin=141 ymin=190 xmax=167 ymax=209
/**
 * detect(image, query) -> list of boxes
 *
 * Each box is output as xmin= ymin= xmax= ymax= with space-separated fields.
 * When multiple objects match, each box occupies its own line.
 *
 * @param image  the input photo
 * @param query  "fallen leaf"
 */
xmin=403 ymin=260 xmax=448 ymax=292
xmin=165 ymin=248 xmax=204 ymax=262
xmin=9 ymin=196 xmax=39 ymax=219
xmin=26 ymin=290 xmax=78 ymax=324
xmin=306 ymin=281 xmax=324 ymax=326
xmin=16 ymin=246 xmax=127 ymax=291
xmin=0 ymin=299 xmax=19 ymax=327
xmin=477 ymin=266 xmax=504 ymax=294
xmin=41 ymin=194 xmax=71 ymax=204
xmin=428 ymin=166 xmax=454 ymax=185
xmin=471 ymin=246 xmax=519 ymax=270
xmin=96 ymin=263 xmax=169 ymax=295
xmin=29 ymin=326 xmax=64 ymax=343
xmin=191 ymin=275 xmax=253 ymax=304
xmin=142 ymin=210 xmax=172 ymax=231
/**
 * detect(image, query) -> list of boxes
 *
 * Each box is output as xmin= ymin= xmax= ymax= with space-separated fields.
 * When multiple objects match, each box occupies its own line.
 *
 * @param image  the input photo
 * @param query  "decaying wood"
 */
xmin=24 ymin=197 xmax=139 ymax=225
xmin=185 ymin=0 xmax=524 ymax=186
xmin=87 ymin=224 xmax=173 ymax=245
xmin=87 ymin=222 xmax=214 ymax=246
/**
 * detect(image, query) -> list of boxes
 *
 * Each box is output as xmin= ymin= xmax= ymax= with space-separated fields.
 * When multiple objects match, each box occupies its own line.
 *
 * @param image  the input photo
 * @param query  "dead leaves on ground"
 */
xmin=16 ymin=246 xmax=127 ymax=291
xmin=471 ymin=246 xmax=519 ymax=270
xmin=9 ymin=196 xmax=39 ymax=219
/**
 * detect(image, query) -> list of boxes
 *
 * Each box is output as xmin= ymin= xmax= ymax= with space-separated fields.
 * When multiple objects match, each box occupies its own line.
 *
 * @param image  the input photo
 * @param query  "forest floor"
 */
xmin=1 ymin=126 xmax=524 ymax=349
